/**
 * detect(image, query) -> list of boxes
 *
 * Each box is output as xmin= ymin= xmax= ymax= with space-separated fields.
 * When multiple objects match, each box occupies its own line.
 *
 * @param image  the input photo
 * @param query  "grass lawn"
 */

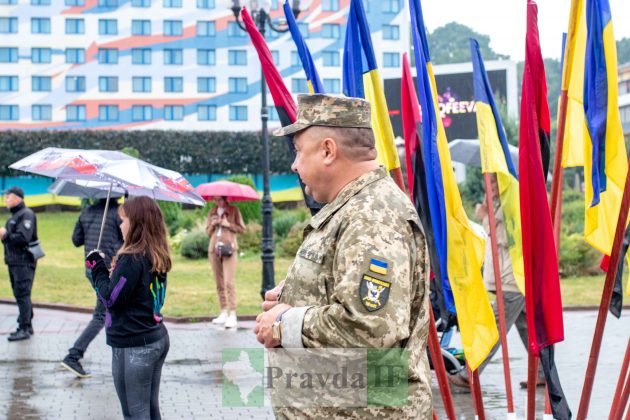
xmin=0 ymin=211 xmax=610 ymax=318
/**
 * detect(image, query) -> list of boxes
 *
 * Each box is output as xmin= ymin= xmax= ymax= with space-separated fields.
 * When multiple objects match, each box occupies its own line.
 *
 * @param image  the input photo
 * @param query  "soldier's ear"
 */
xmin=321 ymin=137 xmax=337 ymax=165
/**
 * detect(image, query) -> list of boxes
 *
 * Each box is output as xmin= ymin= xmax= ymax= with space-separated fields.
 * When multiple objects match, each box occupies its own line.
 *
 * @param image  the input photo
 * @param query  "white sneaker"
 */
xmin=224 ymin=311 xmax=238 ymax=329
xmin=212 ymin=311 xmax=228 ymax=325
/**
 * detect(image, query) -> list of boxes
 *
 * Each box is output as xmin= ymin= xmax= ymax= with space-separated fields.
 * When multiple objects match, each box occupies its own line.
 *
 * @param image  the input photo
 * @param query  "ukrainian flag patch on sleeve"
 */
xmin=369 ymin=258 xmax=388 ymax=276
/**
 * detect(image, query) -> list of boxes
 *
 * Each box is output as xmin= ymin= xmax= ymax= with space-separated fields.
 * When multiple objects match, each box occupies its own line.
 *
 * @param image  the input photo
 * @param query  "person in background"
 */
xmin=0 ymin=186 xmax=38 ymax=342
xmin=85 ymin=196 xmax=170 ymax=419
xmin=61 ymin=198 xmax=123 ymax=378
xmin=206 ymin=196 xmax=245 ymax=329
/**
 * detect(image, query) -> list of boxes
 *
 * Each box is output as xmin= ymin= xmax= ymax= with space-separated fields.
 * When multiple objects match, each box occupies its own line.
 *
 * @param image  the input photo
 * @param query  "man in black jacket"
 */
xmin=61 ymin=198 xmax=123 ymax=378
xmin=0 ymin=186 xmax=38 ymax=342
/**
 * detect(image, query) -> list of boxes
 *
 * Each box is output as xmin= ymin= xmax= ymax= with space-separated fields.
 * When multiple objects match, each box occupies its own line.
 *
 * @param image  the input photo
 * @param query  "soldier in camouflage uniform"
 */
xmin=253 ymin=94 xmax=432 ymax=418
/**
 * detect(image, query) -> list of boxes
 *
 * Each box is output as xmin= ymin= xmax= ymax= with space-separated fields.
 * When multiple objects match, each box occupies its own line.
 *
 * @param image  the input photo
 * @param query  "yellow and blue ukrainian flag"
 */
xmin=341 ymin=0 xmax=400 ymax=173
xmin=470 ymin=38 xmax=525 ymax=295
xmin=283 ymin=0 xmax=324 ymax=94
xmin=582 ymin=0 xmax=628 ymax=257
xmin=410 ymin=0 xmax=497 ymax=371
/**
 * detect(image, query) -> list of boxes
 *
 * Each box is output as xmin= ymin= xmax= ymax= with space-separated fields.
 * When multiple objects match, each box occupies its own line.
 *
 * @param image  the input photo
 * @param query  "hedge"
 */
xmin=0 ymin=130 xmax=294 ymax=176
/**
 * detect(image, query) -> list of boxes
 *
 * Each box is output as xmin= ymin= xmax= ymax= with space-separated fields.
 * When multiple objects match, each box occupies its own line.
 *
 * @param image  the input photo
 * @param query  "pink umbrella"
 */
xmin=195 ymin=181 xmax=259 ymax=202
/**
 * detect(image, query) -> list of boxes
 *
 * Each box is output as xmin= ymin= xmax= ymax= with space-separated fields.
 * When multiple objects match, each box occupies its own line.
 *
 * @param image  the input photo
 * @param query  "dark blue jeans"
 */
xmin=68 ymin=298 xmax=105 ymax=360
xmin=111 ymin=334 xmax=170 ymax=420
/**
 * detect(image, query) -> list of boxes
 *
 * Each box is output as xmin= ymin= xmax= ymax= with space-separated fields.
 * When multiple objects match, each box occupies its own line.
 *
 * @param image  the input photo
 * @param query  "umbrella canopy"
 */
xmin=196 ymin=181 xmax=259 ymax=202
xmin=448 ymin=139 xmax=519 ymax=168
xmin=10 ymin=147 xmax=205 ymax=206
xmin=48 ymin=179 xmax=125 ymax=199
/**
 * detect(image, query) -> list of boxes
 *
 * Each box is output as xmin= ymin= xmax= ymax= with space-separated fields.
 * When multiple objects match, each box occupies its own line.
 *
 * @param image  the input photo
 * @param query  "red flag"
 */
xmin=241 ymin=7 xmax=296 ymax=126
xmin=519 ymin=2 xmax=571 ymax=418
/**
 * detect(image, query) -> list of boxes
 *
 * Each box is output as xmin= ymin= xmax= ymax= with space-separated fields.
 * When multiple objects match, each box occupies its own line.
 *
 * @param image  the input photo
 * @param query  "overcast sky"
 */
xmin=421 ymin=0 xmax=630 ymax=61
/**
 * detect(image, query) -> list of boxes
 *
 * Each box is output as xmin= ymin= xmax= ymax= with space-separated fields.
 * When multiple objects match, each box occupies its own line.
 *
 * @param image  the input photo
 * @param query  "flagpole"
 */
xmin=550 ymin=90 xmax=569 ymax=245
xmin=468 ymin=365 xmax=486 ymax=420
xmin=483 ymin=173 xmax=515 ymax=415
xmin=577 ymin=157 xmax=630 ymax=419
xmin=610 ymin=338 xmax=630 ymax=420
xmin=427 ymin=309 xmax=457 ymax=420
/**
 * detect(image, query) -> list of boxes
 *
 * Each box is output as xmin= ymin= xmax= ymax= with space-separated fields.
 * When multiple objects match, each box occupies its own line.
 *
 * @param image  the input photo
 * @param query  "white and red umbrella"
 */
xmin=11 ymin=147 xmax=205 ymax=248
xmin=195 ymin=180 xmax=259 ymax=202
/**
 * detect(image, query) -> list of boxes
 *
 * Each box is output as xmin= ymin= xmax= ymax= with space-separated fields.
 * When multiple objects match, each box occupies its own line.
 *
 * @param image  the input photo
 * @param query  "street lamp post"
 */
xmin=229 ymin=0 xmax=303 ymax=299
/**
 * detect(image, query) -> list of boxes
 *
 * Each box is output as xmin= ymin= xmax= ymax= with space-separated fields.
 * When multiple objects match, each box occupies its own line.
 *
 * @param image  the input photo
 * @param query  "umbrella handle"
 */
xmin=96 ymin=182 xmax=113 ymax=251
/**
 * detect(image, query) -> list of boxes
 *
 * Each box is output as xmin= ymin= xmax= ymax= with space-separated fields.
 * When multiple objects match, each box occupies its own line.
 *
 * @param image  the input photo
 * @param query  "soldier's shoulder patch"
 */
xmin=359 ymin=274 xmax=391 ymax=312
xmin=23 ymin=219 xmax=32 ymax=230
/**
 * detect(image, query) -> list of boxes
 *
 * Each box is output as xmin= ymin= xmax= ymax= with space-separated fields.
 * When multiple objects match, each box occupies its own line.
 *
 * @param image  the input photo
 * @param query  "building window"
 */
xmin=383 ymin=52 xmax=400 ymax=67
xmin=228 ymin=50 xmax=246 ymax=66
xmin=620 ymin=105 xmax=630 ymax=124
xmin=164 ymin=0 xmax=182 ymax=7
xmin=66 ymin=105 xmax=86 ymax=122
xmin=228 ymin=77 xmax=248 ymax=94
xmin=32 ymin=76 xmax=51 ymax=92
xmin=163 ymin=48 xmax=183 ymax=65
xmin=32 ymin=48 xmax=52 ymax=64
xmin=132 ymin=48 xmax=152 ymax=65
xmin=197 ymin=49 xmax=216 ymax=65
xmin=298 ymin=22 xmax=309 ymax=38
xmin=269 ymin=107 xmax=279 ymax=121
xmin=65 ymin=48 xmax=85 ymax=64
xmin=0 ymin=47 xmax=18 ymax=63
xmin=131 ymin=0 xmax=149 ymax=6
xmin=290 ymin=51 xmax=300 ymax=67
xmin=99 ymin=105 xmax=119 ymax=121
xmin=271 ymin=50 xmax=280 ymax=66
xmin=99 ymin=19 xmax=118 ymax=35
xmin=197 ymin=105 xmax=216 ymax=121
xmin=164 ymin=20 xmax=183 ymax=36
xmin=322 ymin=51 xmax=340 ymax=67
xmin=164 ymin=76 xmax=183 ymax=93
xmin=98 ymin=48 xmax=119 ymax=64
xmin=292 ymin=78 xmax=308 ymax=93
xmin=132 ymin=76 xmax=151 ymax=93
xmin=323 ymin=78 xmax=340 ymax=93
xmin=0 ymin=105 xmax=18 ymax=121
xmin=363 ymin=0 xmax=370 ymax=12
xmin=382 ymin=24 xmax=399 ymax=40
xmin=229 ymin=105 xmax=247 ymax=121
xmin=197 ymin=21 xmax=215 ymax=37
xmin=31 ymin=18 xmax=51 ymax=34
xmin=98 ymin=0 xmax=118 ymax=6
xmin=197 ymin=0 xmax=214 ymax=8
xmin=164 ymin=105 xmax=184 ymax=121
xmin=0 ymin=17 xmax=18 ymax=34
xmin=132 ymin=20 xmax=151 ymax=36
xmin=132 ymin=105 xmax=153 ymax=121
xmin=322 ymin=0 xmax=339 ymax=11
xmin=197 ymin=77 xmax=216 ymax=93
xmin=32 ymin=104 xmax=52 ymax=121
xmin=65 ymin=18 xmax=85 ymax=34
xmin=0 ymin=76 xmax=18 ymax=92
xmin=0 ymin=0 xmax=18 ymax=3
xmin=99 ymin=76 xmax=118 ymax=92
xmin=65 ymin=76 xmax=86 ymax=92
xmin=383 ymin=0 xmax=400 ymax=13
xmin=65 ymin=0 xmax=84 ymax=5
xmin=228 ymin=21 xmax=246 ymax=38
xmin=321 ymin=23 xmax=341 ymax=39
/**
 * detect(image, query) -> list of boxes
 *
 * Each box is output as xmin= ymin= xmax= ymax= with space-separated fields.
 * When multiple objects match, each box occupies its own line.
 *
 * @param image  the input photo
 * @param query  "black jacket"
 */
xmin=86 ymin=252 xmax=167 ymax=348
xmin=72 ymin=200 xmax=123 ymax=267
xmin=2 ymin=202 xmax=38 ymax=266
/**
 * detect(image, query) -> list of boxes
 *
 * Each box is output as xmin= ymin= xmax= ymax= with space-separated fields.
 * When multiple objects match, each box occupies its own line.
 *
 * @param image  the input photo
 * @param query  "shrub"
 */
xmin=559 ymin=233 xmax=600 ymax=277
xmin=273 ymin=212 xmax=300 ymax=240
xmin=179 ymin=212 xmax=199 ymax=232
xmin=180 ymin=229 xmax=209 ymax=259
xmin=279 ymin=221 xmax=308 ymax=257
xmin=227 ymin=175 xmax=262 ymax=224
xmin=158 ymin=200 xmax=183 ymax=236
xmin=239 ymin=223 xmax=262 ymax=253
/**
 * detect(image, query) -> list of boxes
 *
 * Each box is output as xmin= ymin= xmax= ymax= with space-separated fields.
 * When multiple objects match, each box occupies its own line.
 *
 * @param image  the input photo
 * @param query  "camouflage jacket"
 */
xmin=276 ymin=167 xmax=432 ymax=419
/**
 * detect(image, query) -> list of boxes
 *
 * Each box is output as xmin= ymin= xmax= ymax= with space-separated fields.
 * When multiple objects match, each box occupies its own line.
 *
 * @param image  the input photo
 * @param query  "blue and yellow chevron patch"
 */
xmin=369 ymin=258 xmax=388 ymax=276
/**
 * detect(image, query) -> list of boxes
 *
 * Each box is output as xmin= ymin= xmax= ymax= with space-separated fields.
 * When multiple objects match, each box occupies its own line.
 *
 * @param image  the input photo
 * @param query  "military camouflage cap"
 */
xmin=272 ymin=94 xmax=371 ymax=137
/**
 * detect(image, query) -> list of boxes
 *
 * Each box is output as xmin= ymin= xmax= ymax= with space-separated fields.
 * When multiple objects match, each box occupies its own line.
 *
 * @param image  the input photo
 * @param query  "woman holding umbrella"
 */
xmin=206 ymin=196 xmax=246 ymax=329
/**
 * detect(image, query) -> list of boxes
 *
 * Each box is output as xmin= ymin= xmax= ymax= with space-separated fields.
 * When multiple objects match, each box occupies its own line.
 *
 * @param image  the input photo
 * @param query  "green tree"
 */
xmin=617 ymin=37 xmax=630 ymax=65
xmin=427 ymin=22 xmax=509 ymax=65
